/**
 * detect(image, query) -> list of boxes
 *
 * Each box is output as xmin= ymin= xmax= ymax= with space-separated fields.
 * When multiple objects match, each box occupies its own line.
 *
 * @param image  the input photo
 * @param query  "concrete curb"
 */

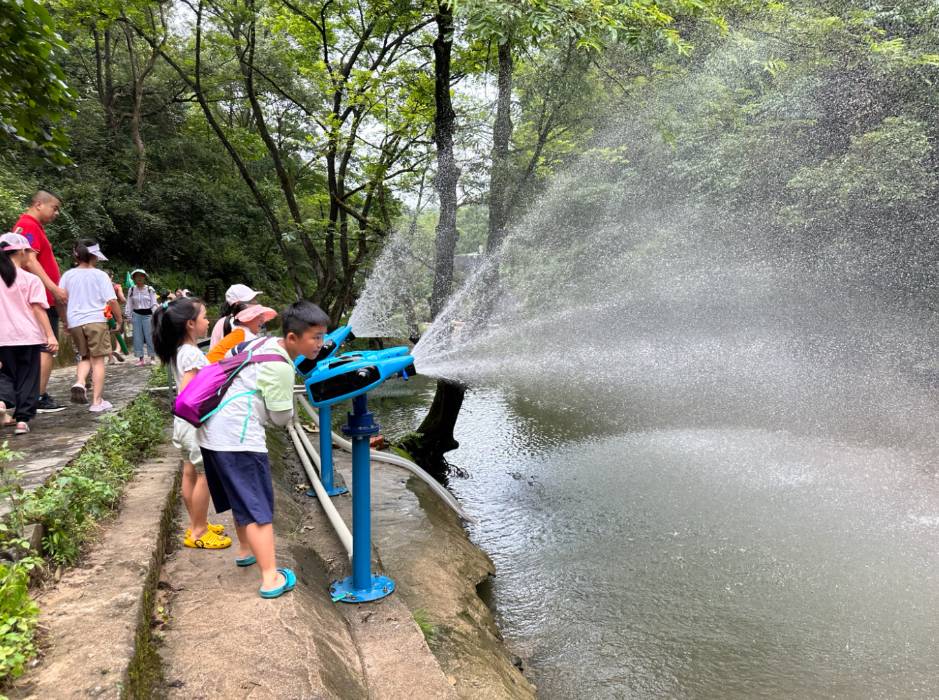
xmin=8 ymin=444 xmax=180 ymax=700
xmin=125 ymin=460 xmax=182 ymax=697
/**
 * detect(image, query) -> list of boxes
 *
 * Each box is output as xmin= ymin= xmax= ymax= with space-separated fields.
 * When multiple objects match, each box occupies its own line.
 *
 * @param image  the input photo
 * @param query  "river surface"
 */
xmin=368 ymin=376 xmax=939 ymax=699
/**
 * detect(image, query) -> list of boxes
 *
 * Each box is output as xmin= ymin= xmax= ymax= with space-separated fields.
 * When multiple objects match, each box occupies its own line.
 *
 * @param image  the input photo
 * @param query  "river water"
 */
xmin=370 ymin=375 xmax=939 ymax=699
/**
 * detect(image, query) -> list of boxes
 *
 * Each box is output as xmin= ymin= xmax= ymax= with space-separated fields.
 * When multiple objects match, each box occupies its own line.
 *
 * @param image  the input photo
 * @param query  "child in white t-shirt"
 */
xmin=152 ymin=297 xmax=231 ymax=550
xmin=60 ymin=240 xmax=122 ymax=412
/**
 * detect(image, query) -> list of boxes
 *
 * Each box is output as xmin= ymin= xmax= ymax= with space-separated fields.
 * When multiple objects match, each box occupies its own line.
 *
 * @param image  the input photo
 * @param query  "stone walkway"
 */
xmin=3 ymin=361 xmax=154 ymax=499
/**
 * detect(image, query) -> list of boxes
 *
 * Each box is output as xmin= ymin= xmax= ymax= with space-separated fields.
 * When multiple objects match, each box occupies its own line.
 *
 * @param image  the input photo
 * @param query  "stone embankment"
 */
xmin=6 ymin=377 xmax=534 ymax=698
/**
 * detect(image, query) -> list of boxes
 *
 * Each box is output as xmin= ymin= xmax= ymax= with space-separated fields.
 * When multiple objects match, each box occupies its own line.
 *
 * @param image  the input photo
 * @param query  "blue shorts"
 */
xmin=200 ymin=448 xmax=274 ymax=527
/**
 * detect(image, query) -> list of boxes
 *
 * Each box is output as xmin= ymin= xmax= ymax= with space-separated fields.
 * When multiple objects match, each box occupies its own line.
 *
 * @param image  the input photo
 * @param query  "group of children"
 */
xmin=152 ymin=285 xmax=329 ymax=599
xmin=1 ymin=215 xmax=323 ymax=598
xmin=0 ymin=234 xmax=122 ymax=427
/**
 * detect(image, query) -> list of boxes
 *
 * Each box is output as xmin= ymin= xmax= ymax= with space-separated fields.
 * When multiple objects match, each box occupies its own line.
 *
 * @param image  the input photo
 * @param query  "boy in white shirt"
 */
xmin=60 ymin=239 xmax=123 ymax=412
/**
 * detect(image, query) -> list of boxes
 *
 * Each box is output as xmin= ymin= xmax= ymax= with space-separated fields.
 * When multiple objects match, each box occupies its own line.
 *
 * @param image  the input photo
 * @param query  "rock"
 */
xmin=23 ymin=523 xmax=44 ymax=556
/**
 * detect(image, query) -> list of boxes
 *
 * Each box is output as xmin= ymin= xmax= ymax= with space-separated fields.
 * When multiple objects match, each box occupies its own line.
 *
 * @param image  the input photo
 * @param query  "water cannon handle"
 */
xmin=401 ymin=368 xmax=409 ymax=381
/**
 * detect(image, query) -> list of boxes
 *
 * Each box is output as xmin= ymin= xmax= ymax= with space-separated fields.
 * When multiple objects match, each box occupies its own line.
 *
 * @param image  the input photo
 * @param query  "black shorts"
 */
xmin=41 ymin=307 xmax=59 ymax=354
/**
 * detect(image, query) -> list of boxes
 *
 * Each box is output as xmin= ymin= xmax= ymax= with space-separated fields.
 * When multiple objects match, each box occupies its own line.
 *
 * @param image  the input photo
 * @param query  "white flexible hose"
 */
xmin=287 ymin=421 xmax=353 ymax=559
xmin=296 ymin=394 xmax=472 ymax=522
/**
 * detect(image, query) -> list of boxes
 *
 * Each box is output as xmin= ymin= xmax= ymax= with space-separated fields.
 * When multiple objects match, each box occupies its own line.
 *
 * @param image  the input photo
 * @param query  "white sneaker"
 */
xmin=89 ymin=401 xmax=114 ymax=413
xmin=14 ymin=421 xmax=29 ymax=435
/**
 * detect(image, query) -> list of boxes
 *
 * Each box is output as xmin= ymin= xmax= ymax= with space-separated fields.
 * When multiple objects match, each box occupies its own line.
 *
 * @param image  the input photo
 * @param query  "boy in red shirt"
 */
xmin=13 ymin=190 xmax=67 ymax=413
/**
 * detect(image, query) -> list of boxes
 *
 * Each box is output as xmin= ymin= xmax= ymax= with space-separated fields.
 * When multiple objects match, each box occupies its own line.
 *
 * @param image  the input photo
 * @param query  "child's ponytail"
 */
xmin=0 ymin=248 xmax=16 ymax=288
xmin=152 ymin=297 xmax=205 ymax=365
xmin=221 ymin=301 xmax=247 ymax=336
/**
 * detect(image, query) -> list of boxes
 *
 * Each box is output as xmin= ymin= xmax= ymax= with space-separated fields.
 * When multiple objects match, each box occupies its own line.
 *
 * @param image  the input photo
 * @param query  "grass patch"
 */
xmin=0 ymin=443 xmax=41 ymax=684
xmin=23 ymin=394 xmax=165 ymax=566
xmin=146 ymin=362 xmax=172 ymax=390
xmin=412 ymin=608 xmax=437 ymax=643
xmin=0 ymin=393 xmax=167 ymax=686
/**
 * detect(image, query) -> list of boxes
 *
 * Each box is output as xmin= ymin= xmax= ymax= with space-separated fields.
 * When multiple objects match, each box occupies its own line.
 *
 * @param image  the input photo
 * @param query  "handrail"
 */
xmin=296 ymin=394 xmax=472 ymax=522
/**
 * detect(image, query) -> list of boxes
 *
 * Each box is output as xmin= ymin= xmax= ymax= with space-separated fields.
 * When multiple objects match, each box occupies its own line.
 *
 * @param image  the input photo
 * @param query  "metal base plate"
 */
xmin=330 ymin=574 xmax=395 ymax=603
xmin=306 ymin=485 xmax=348 ymax=498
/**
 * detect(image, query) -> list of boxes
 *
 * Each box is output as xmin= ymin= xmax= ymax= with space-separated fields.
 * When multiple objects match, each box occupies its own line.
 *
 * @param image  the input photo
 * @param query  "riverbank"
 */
xmin=4 ymin=384 xmax=532 ymax=697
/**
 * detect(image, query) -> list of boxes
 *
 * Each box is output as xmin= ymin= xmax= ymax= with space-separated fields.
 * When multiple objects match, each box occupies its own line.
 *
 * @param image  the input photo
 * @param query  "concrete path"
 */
xmin=155 ymin=430 xmax=458 ymax=699
xmin=4 ymin=362 xmax=153 ymax=496
xmin=8 ymin=442 xmax=180 ymax=700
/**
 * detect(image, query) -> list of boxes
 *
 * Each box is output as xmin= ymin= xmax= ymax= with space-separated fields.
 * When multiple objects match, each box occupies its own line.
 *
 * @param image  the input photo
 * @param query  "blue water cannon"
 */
xmin=300 ymin=345 xmax=415 ymax=603
xmin=305 ymin=347 xmax=413 ymax=408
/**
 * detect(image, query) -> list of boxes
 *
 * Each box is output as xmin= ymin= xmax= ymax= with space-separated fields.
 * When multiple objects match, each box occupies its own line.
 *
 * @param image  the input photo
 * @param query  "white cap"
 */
xmin=0 ymin=232 xmax=38 ymax=252
xmin=225 ymin=284 xmax=262 ymax=304
xmin=87 ymin=243 xmax=108 ymax=261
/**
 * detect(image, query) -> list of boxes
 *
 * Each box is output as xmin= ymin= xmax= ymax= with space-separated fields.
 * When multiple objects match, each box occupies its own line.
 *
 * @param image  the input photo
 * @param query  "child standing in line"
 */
xmin=125 ymin=268 xmax=158 ymax=365
xmin=205 ymin=304 xmax=277 ymax=363
xmin=152 ymin=298 xmax=232 ymax=550
xmin=0 ymin=232 xmax=59 ymax=434
xmin=210 ymin=284 xmax=263 ymax=346
xmin=60 ymin=240 xmax=123 ymax=412
xmin=105 ymin=270 xmax=128 ymax=363
xmin=198 ymin=300 xmax=328 ymax=598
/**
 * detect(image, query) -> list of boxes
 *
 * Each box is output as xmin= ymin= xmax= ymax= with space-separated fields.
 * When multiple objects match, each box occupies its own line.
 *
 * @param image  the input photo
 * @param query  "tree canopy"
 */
xmin=0 ymin=0 xmax=935 ymax=319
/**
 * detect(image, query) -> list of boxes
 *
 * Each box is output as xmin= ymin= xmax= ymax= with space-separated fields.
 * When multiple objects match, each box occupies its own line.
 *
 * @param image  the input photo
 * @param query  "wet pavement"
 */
xmin=2 ymin=360 xmax=155 ymax=509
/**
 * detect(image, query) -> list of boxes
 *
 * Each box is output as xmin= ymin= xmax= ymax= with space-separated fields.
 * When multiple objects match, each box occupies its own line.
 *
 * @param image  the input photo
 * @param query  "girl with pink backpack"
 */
xmin=152 ymin=298 xmax=232 ymax=550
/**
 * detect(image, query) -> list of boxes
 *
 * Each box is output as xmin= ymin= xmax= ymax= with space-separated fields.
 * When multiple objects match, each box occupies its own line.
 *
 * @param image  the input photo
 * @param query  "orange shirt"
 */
xmin=205 ymin=327 xmax=251 ymax=363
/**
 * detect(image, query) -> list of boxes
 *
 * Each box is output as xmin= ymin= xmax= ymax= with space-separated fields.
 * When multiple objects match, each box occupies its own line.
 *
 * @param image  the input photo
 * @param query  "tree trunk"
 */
xmin=429 ymin=0 xmax=460 ymax=319
xmin=238 ymin=3 xmax=324 ymax=294
xmin=123 ymin=24 xmax=159 ymax=191
xmin=487 ymin=38 xmax=513 ymax=253
xmin=403 ymin=0 xmax=465 ymax=480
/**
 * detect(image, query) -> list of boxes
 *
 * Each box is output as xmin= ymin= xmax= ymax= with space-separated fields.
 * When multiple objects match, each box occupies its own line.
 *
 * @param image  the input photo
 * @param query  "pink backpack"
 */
xmin=173 ymin=338 xmax=290 ymax=428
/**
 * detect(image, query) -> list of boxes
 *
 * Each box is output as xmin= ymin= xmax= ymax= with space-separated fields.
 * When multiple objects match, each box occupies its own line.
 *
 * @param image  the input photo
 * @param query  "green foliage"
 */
xmin=21 ymin=394 xmax=165 ymax=567
xmin=0 ymin=444 xmax=41 ymax=685
xmin=0 ymin=558 xmax=40 ymax=684
xmin=0 ymin=0 xmax=75 ymax=165
xmin=412 ymin=608 xmax=437 ymax=643
xmin=784 ymin=116 xmax=935 ymax=227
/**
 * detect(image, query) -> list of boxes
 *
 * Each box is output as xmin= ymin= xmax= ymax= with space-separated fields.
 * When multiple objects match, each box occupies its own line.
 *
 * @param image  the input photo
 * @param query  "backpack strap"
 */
xmin=202 ymin=339 xmax=291 ymax=442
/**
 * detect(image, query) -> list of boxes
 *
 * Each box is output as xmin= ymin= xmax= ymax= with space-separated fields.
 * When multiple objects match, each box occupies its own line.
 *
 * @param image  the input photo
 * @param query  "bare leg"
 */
xmin=90 ymin=356 xmax=106 ymax=405
xmin=192 ymin=474 xmax=210 ymax=529
xmin=75 ymin=358 xmax=91 ymax=388
xmin=181 ymin=463 xmax=210 ymax=539
xmin=39 ymin=351 xmax=53 ymax=395
xmin=233 ymin=524 xmax=252 ymax=560
xmin=181 ymin=462 xmax=199 ymax=536
xmin=244 ymin=522 xmax=283 ymax=589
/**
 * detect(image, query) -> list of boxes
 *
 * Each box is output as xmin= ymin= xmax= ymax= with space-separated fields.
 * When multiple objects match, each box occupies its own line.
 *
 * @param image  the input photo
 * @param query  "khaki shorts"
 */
xmin=70 ymin=322 xmax=111 ymax=358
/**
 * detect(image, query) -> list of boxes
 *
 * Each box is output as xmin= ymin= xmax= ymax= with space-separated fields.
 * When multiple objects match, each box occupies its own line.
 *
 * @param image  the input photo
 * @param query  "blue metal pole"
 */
xmin=350 ymin=397 xmax=372 ymax=591
xmin=318 ymin=404 xmax=347 ymax=497
xmin=329 ymin=392 xmax=395 ymax=603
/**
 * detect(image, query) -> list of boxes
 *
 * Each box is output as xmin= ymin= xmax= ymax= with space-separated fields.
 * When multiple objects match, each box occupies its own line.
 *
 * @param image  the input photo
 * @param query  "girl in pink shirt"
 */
xmin=0 ymin=232 xmax=58 ymax=434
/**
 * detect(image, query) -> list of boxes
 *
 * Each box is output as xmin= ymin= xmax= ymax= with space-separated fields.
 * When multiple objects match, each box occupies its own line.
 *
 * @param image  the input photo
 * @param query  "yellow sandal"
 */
xmin=183 ymin=529 xmax=232 ymax=549
xmin=185 ymin=523 xmax=225 ymax=538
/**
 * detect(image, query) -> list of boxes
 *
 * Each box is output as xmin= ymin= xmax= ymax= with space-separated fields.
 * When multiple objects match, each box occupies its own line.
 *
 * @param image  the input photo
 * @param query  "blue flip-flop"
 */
xmin=259 ymin=567 xmax=297 ymax=599
xmin=235 ymin=554 xmax=257 ymax=567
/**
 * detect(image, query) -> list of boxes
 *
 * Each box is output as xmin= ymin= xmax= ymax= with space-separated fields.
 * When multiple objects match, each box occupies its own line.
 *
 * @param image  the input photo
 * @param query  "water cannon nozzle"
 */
xmin=303 ymin=346 xmax=415 ymax=407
